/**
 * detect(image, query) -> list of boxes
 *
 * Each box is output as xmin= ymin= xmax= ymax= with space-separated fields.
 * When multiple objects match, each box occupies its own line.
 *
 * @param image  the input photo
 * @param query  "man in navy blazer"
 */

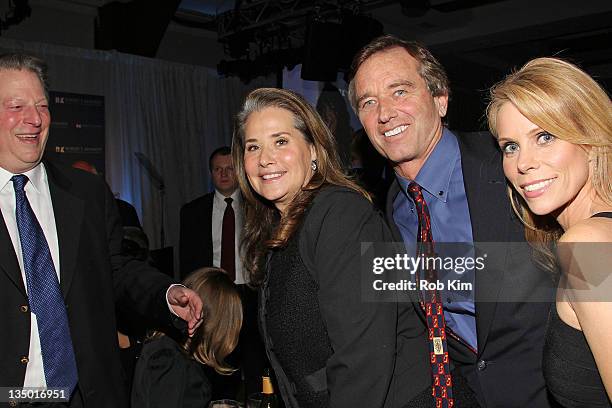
xmin=0 ymin=53 xmax=202 ymax=407
xmin=348 ymin=35 xmax=552 ymax=407
xmin=179 ymin=146 xmax=240 ymax=279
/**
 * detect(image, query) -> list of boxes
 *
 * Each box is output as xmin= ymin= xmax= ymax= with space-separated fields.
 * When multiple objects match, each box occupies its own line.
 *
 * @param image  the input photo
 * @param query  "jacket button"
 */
xmin=20 ymin=356 xmax=29 ymax=364
xmin=20 ymin=305 xmax=29 ymax=313
xmin=477 ymin=360 xmax=487 ymax=371
xmin=8 ymin=400 xmax=17 ymax=407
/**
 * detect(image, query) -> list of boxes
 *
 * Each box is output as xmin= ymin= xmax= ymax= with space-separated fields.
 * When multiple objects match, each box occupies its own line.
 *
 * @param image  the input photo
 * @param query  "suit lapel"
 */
xmin=44 ymin=161 xmax=84 ymax=299
xmin=0 ymin=212 xmax=26 ymax=296
xmin=206 ymin=192 xmax=214 ymax=255
xmin=456 ymin=132 xmax=510 ymax=352
xmin=386 ymin=180 xmax=425 ymax=308
xmin=385 ymin=180 xmax=403 ymax=241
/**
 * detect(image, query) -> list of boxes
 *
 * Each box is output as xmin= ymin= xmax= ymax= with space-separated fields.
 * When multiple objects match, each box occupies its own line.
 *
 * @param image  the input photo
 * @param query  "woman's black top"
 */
xmin=542 ymin=211 xmax=612 ymax=407
xmin=258 ymin=186 xmax=401 ymax=408
xmin=131 ymin=335 xmax=212 ymax=408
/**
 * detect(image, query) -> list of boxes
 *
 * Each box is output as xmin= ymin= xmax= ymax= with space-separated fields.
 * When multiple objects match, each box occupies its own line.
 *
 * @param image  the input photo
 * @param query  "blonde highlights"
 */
xmin=487 ymin=57 xmax=612 ymax=273
xmin=182 ymin=268 xmax=243 ymax=374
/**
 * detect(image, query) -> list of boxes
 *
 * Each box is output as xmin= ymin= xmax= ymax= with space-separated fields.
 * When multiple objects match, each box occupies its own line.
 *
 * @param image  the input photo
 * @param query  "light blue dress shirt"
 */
xmin=393 ymin=128 xmax=477 ymax=350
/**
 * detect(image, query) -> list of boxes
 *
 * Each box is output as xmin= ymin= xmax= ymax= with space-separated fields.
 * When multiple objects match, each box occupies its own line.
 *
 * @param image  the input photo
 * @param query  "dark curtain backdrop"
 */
xmin=0 ymin=38 xmax=274 ymax=276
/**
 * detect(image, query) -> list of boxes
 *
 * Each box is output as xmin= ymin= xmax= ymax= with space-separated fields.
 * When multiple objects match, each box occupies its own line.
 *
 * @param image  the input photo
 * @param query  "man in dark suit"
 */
xmin=0 ymin=53 xmax=203 ymax=407
xmin=348 ymin=35 xmax=552 ymax=407
xmin=179 ymin=146 xmax=241 ymax=280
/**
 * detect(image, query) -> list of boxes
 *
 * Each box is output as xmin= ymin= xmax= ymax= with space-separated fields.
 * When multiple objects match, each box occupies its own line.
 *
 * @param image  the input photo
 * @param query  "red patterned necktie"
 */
xmin=220 ymin=197 xmax=235 ymax=281
xmin=407 ymin=182 xmax=454 ymax=408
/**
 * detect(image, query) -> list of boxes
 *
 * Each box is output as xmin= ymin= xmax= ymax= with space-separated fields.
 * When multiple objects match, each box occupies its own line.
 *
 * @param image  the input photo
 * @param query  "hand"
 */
xmin=167 ymin=285 xmax=203 ymax=337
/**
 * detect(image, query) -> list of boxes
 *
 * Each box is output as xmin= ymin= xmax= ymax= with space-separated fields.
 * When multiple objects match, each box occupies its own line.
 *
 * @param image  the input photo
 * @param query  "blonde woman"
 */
xmin=488 ymin=57 xmax=612 ymax=407
xmin=131 ymin=268 xmax=243 ymax=408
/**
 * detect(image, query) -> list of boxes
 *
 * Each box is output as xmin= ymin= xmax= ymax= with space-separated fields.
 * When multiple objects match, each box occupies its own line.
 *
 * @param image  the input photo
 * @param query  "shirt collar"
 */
xmin=0 ymin=162 xmax=46 ymax=194
xmin=396 ymin=128 xmax=460 ymax=203
xmin=214 ymin=188 xmax=240 ymax=203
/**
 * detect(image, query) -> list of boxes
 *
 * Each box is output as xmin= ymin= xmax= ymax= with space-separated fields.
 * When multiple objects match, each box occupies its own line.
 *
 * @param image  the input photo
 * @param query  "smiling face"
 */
xmin=496 ymin=102 xmax=592 ymax=219
xmin=243 ymin=106 xmax=316 ymax=214
xmin=353 ymin=47 xmax=448 ymax=179
xmin=0 ymin=69 xmax=50 ymax=174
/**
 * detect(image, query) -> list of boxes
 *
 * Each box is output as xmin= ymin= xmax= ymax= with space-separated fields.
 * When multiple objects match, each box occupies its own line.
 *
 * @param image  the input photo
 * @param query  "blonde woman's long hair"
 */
xmin=487 ymin=57 xmax=612 ymax=274
xmin=152 ymin=268 xmax=243 ymax=374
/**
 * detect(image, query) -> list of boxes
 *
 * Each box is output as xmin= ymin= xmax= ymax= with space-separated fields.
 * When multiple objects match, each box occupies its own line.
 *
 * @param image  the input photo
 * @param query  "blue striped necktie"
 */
xmin=12 ymin=174 xmax=78 ymax=394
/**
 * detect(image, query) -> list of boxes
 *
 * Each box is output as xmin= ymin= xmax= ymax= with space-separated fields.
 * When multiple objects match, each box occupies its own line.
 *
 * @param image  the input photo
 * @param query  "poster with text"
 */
xmin=48 ymin=91 xmax=105 ymax=175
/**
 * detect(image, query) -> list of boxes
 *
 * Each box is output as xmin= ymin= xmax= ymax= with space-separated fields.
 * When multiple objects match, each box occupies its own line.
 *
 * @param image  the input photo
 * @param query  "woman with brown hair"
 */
xmin=232 ymin=88 xmax=420 ymax=408
xmin=487 ymin=57 xmax=612 ymax=407
xmin=131 ymin=268 xmax=243 ymax=408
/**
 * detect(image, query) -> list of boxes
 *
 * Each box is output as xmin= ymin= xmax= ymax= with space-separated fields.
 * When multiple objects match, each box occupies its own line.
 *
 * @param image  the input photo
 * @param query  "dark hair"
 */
xmin=0 ymin=53 xmax=49 ymax=98
xmin=209 ymin=146 xmax=232 ymax=172
xmin=232 ymin=88 xmax=369 ymax=285
xmin=347 ymin=34 xmax=449 ymax=111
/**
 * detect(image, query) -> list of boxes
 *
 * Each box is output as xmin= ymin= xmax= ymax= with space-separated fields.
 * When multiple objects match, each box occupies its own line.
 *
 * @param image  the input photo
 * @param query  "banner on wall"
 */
xmin=47 ymin=91 xmax=105 ymax=175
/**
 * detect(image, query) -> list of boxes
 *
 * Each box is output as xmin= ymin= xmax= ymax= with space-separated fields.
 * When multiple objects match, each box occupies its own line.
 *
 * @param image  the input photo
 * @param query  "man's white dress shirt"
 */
xmin=211 ymin=189 xmax=245 ymax=284
xmin=0 ymin=163 xmax=57 ymax=387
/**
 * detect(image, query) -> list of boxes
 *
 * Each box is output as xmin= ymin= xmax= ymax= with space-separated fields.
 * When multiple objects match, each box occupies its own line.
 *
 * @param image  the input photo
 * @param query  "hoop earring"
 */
xmin=311 ymin=160 xmax=318 ymax=172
